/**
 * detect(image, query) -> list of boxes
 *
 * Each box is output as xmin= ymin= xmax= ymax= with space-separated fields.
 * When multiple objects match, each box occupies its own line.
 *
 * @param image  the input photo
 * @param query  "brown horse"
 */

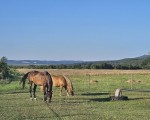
xmin=40 ymin=75 xmax=74 ymax=96
xmin=20 ymin=71 xmax=53 ymax=103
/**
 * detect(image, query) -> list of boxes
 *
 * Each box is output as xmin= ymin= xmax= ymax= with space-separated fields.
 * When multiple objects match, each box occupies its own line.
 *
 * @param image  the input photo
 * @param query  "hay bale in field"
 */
xmin=115 ymin=88 xmax=122 ymax=97
xmin=90 ymin=80 xmax=98 ymax=83
xmin=110 ymin=88 xmax=128 ymax=101
xmin=126 ymin=79 xmax=142 ymax=84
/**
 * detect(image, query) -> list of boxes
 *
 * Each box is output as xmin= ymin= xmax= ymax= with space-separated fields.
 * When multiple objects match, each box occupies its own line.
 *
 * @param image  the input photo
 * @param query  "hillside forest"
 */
xmin=6 ymin=56 xmax=150 ymax=70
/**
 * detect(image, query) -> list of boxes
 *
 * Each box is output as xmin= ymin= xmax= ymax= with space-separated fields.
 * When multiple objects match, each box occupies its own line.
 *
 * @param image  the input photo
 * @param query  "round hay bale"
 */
xmin=126 ymin=79 xmax=142 ymax=84
xmin=90 ymin=80 xmax=98 ymax=83
xmin=115 ymin=88 xmax=122 ymax=97
xmin=110 ymin=88 xmax=128 ymax=101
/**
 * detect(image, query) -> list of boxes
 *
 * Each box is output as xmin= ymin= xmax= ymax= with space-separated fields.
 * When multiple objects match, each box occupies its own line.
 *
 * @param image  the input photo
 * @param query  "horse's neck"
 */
xmin=65 ymin=76 xmax=72 ymax=90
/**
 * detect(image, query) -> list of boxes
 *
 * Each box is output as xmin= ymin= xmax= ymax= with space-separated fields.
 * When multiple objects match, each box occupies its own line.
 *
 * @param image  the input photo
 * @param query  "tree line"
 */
xmin=1 ymin=56 xmax=150 ymax=81
xmin=11 ymin=57 xmax=150 ymax=70
xmin=11 ymin=62 xmax=143 ymax=70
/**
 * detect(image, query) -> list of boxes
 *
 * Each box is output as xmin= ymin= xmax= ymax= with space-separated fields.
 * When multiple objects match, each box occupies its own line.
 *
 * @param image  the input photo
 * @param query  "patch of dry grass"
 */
xmin=17 ymin=69 xmax=150 ymax=75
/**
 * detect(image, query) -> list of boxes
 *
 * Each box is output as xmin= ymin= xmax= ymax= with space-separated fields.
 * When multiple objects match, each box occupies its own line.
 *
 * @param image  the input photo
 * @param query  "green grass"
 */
xmin=1 ymin=74 xmax=150 ymax=120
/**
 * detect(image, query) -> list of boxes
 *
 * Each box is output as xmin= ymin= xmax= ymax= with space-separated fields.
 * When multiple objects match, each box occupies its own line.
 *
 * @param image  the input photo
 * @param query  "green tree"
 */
xmin=0 ymin=57 xmax=10 ymax=79
xmin=141 ymin=57 xmax=150 ymax=69
xmin=100 ymin=63 xmax=113 ymax=69
xmin=90 ymin=64 xmax=100 ymax=69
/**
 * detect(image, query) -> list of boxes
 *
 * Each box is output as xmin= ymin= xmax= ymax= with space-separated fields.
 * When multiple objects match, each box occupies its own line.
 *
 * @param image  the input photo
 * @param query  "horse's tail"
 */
xmin=20 ymin=72 xmax=30 ymax=89
xmin=63 ymin=75 xmax=74 ymax=96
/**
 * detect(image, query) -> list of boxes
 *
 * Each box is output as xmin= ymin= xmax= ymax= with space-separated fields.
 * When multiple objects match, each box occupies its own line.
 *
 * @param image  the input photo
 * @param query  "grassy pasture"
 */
xmin=1 ymin=69 xmax=150 ymax=120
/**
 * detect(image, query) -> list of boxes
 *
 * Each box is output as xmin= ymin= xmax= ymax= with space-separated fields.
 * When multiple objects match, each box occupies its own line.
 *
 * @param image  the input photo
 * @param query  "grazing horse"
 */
xmin=40 ymin=75 xmax=74 ymax=96
xmin=20 ymin=71 xmax=53 ymax=103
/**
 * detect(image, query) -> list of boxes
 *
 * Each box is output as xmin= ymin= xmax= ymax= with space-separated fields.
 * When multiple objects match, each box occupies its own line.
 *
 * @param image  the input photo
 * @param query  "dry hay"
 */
xmin=126 ymin=79 xmax=142 ymax=84
xmin=17 ymin=69 xmax=150 ymax=76
xmin=90 ymin=80 xmax=98 ymax=83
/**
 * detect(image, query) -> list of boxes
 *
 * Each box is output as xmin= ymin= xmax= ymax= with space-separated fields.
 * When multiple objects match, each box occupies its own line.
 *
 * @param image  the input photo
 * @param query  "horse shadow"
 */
xmin=128 ymin=97 xmax=150 ymax=101
xmin=81 ymin=92 xmax=111 ymax=102
xmin=81 ymin=92 xmax=109 ymax=96
xmin=90 ymin=97 xmax=111 ymax=102
xmin=90 ymin=96 xmax=150 ymax=102
xmin=81 ymin=92 xmax=150 ymax=102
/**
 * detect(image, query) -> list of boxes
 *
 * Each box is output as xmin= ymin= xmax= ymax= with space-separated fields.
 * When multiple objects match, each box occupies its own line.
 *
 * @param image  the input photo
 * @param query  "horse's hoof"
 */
xmin=34 ymin=98 xmax=37 ymax=101
xmin=43 ymin=98 xmax=47 ymax=102
xmin=47 ymin=100 xmax=51 ymax=103
xmin=30 ymin=98 xmax=33 ymax=101
xmin=47 ymin=98 xmax=51 ymax=103
xmin=43 ymin=100 xmax=47 ymax=102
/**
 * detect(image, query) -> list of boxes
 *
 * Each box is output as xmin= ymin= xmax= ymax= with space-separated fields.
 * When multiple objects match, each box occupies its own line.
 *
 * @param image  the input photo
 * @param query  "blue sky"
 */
xmin=0 ymin=0 xmax=150 ymax=61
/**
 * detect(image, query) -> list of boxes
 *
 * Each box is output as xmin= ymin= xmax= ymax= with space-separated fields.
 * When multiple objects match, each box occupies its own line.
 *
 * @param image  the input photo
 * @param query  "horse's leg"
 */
xmin=66 ymin=90 xmax=69 ymax=96
xmin=43 ymin=85 xmax=47 ymax=102
xmin=29 ymin=83 xmax=33 ymax=100
xmin=66 ymin=87 xmax=69 ymax=96
xmin=47 ymin=91 xmax=51 ymax=103
xmin=33 ymin=84 xmax=37 ymax=100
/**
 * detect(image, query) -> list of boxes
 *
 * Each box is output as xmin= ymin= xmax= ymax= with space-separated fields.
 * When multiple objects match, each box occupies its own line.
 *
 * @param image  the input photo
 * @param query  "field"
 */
xmin=1 ymin=69 xmax=150 ymax=120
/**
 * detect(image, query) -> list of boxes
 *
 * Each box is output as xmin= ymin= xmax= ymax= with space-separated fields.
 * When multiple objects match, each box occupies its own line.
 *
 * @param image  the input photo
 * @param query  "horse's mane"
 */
xmin=63 ymin=75 xmax=74 ymax=91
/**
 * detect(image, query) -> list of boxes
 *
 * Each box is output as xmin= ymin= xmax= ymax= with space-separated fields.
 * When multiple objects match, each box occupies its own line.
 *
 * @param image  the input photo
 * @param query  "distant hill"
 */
xmin=113 ymin=53 xmax=150 ymax=65
xmin=7 ymin=60 xmax=84 ymax=66
xmin=92 ymin=53 xmax=150 ymax=66
xmin=135 ymin=53 xmax=150 ymax=59
xmin=77 ymin=53 xmax=150 ymax=68
xmin=7 ymin=53 xmax=150 ymax=66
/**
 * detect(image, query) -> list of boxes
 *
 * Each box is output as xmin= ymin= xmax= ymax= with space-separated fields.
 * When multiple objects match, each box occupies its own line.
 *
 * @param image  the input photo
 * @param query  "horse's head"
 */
xmin=67 ymin=87 xmax=74 ymax=96
xmin=66 ymin=77 xmax=74 ymax=96
xmin=46 ymin=91 xmax=53 ymax=103
xmin=70 ymin=90 xmax=74 ymax=96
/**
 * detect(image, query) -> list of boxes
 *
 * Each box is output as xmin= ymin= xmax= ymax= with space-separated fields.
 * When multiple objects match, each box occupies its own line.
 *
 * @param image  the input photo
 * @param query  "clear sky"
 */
xmin=0 ymin=0 xmax=150 ymax=61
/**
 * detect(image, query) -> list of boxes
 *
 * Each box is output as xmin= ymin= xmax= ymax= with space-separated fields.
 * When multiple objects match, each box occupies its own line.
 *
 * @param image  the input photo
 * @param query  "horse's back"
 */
xmin=28 ymin=71 xmax=51 ymax=86
xmin=52 ymin=75 xmax=67 ymax=87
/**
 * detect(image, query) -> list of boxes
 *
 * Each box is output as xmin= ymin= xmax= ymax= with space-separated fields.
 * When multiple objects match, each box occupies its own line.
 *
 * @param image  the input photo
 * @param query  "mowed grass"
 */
xmin=1 ymin=70 xmax=150 ymax=120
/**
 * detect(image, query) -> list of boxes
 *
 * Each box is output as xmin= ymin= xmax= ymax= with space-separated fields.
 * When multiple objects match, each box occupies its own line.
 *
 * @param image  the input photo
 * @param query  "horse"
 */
xmin=20 ymin=71 xmax=53 ymax=103
xmin=40 ymin=75 xmax=74 ymax=96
